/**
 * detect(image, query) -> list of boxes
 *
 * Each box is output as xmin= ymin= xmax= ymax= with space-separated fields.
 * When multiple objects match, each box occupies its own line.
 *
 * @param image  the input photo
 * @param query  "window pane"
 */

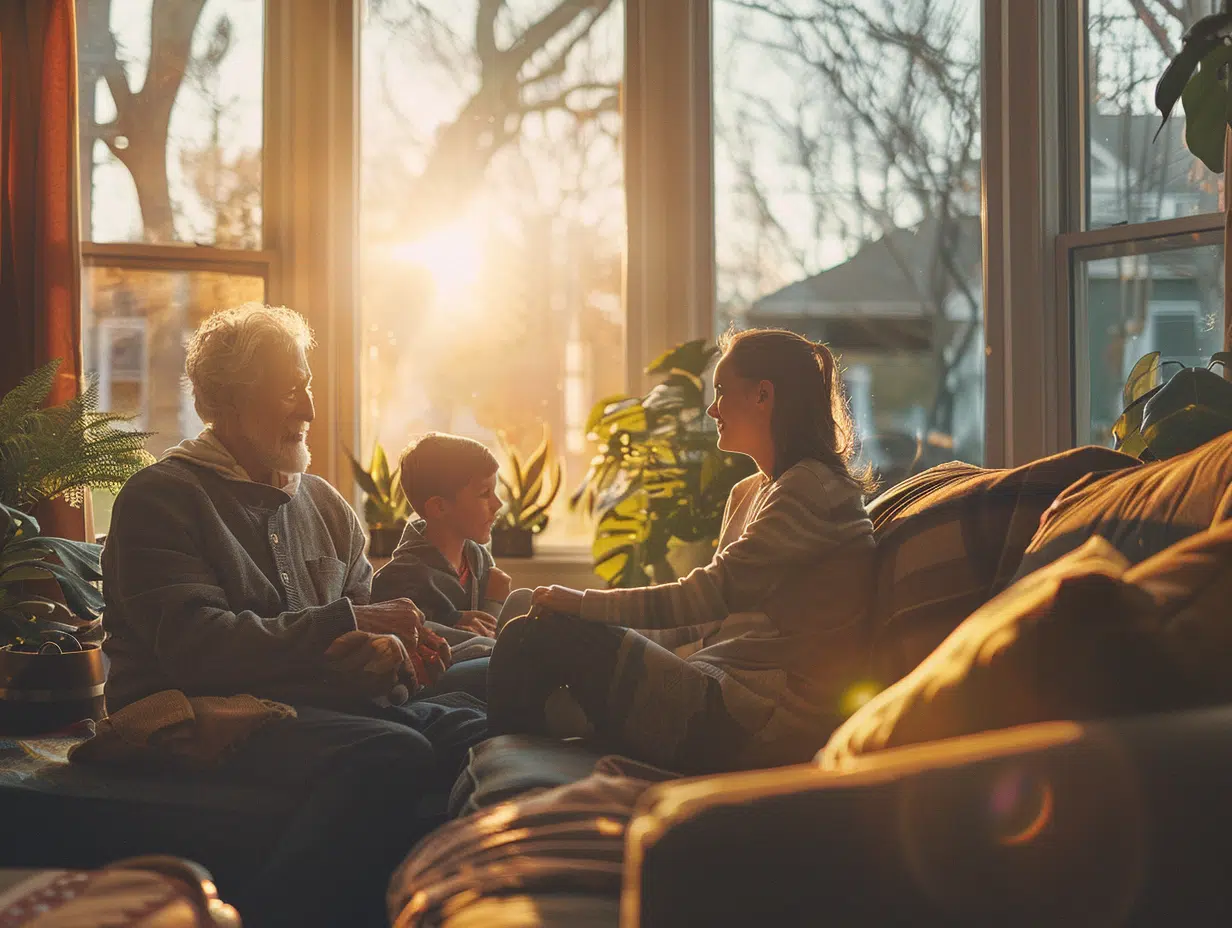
xmin=76 ymin=0 xmax=264 ymax=247
xmin=1086 ymin=0 xmax=1222 ymax=227
xmin=359 ymin=1 xmax=625 ymax=542
xmin=1077 ymin=244 xmax=1224 ymax=446
xmin=713 ymin=0 xmax=984 ymax=488
xmin=83 ymin=265 xmax=264 ymax=450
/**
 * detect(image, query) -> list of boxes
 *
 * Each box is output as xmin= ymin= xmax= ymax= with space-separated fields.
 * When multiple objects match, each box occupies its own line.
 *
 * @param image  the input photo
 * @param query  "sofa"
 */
xmin=388 ymin=435 xmax=1232 ymax=927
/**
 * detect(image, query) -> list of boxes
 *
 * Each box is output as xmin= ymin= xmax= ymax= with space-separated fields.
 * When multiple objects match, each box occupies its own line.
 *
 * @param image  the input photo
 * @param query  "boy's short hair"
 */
xmin=399 ymin=432 xmax=500 ymax=515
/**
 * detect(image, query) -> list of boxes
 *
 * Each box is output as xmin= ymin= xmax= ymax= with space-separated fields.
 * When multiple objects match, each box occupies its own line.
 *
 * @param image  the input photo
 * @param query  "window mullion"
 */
xmin=264 ymin=0 xmax=360 ymax=493
xmin=624 ymin=0 xmax=714 ymax=394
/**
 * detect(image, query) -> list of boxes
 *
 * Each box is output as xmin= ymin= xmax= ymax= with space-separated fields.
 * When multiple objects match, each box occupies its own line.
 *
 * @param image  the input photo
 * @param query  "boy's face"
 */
xmin=436 ymin=472 xmax=503 ymax=544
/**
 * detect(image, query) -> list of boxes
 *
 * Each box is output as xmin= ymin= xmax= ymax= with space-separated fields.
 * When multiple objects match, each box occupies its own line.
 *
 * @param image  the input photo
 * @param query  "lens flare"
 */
xmin=839 ymin=680 xmax=882 ymax=717
xmin=988 ymin=767 xmax=1054 ymax=847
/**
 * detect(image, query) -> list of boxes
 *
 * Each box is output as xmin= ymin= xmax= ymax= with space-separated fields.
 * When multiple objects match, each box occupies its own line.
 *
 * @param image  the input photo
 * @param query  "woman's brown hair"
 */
xmin=718 ymin=327 xmax=877 ymax=495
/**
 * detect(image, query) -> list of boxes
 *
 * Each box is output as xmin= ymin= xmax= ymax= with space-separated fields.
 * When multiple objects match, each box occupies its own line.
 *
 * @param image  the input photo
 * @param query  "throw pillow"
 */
xmin=820 ymin=520 xmax=1232 ymax=771
xmin=868 ymin=446 xmax=1138 ymax=682
xmin=1016 ymin=430 xmax=1232 ymax=580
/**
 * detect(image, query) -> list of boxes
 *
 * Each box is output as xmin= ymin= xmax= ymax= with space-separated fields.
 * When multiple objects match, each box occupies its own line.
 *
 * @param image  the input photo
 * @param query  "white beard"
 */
xmin=254 ymin=425 xmax=311 ymax=476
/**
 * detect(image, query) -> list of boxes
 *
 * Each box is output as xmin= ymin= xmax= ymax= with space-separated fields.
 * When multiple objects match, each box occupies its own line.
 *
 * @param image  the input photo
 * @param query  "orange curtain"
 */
xmin=0 ymin=0 xmax=85 ymax=540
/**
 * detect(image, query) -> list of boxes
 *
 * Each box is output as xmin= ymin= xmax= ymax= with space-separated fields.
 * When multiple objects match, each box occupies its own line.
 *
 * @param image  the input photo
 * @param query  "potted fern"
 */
xmin=492 ymin=426 xmax=562 ymax=558
xmin=346 ymin=442 xmax=412 ymax=558
xmin=0 ymin=359 xmax=153 ymax=733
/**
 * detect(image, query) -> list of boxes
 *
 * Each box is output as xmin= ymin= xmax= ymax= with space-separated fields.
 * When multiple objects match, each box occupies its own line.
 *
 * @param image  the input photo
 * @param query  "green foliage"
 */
xmin=1113 ymin=351 xmax=1232 ymax=459
xmin=0 ymin=360 xmax=155 ymax=512
xmin=1154 ymin=12 xmax=1232 ymax=173
xmin=572 ymin=339 xmax=755 ymax=588
xmin=0 ymin=502 xmax=104 ymax=649
xmin=346 ymin=443 xmax=411 ymax=530
xmin=496 ymin=426 xmax=562 ymax=534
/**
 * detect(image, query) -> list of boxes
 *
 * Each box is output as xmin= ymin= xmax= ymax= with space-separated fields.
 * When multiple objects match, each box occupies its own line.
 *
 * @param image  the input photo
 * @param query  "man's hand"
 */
xmin=457 ymin=610 xmax=498 ymax=637
xmin=408 ymin=623 xmax=452 ymax=687
xmin=486 ymin=567 xmax=513 ymax=603
xmin=325 ymin=631 xmax=409 ymax=699
xmin=531 ymin=585 xmax=585 ymax=615
xmin=353 ymin=598 xmax=424 ymax=650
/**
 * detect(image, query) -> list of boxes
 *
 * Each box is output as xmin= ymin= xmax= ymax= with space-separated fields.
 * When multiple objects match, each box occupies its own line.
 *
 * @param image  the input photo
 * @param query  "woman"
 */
xmin=488 ymin=328 xmax=878 ymax=773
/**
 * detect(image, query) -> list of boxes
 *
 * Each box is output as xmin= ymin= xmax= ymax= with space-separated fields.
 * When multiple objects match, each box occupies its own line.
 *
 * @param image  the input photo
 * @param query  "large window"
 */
xmin=712 ymin=0 xmax=984 ymax=487
xmin=359 ymin=1 xmax=625 ymax=540
xmin=1065 ymin=0 xmax=1226 ymax=446
xmin=76 ymin=0 xmax=269 ymax=530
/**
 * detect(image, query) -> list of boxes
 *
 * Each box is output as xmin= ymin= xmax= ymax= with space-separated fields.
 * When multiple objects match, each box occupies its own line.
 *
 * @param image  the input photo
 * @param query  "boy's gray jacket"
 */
xmin=371 ymin=519 xmax=502 ymax=625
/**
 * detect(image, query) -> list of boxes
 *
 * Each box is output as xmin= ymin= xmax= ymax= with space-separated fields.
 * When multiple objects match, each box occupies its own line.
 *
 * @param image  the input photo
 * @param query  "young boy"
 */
xmin=372 ymin=433 xmax=515 ymax=637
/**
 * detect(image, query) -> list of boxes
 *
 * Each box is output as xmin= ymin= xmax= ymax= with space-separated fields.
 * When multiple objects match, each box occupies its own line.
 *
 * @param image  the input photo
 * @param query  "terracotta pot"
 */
xmin=491 ymin=527 xmax=535 ymax=559
xmin=0 ymin=642 xmax=106 ymax=736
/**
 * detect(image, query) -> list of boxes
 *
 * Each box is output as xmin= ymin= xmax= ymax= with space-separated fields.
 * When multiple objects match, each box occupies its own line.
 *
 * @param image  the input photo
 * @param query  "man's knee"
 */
xmin=496 ymin=588 xmax=534 ymax=630
xmin=337 ymin=718 xmax=437 ymax=778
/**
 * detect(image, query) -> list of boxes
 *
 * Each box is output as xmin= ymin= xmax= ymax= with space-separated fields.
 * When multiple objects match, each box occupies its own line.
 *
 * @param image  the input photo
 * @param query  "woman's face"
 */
xmin=706 ymin=355 xmax=772 ymax=457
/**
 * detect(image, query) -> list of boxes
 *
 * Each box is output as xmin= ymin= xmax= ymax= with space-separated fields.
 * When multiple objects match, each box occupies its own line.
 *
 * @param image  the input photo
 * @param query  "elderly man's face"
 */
xmin=234 ymin=343 xmax=315 ymax=476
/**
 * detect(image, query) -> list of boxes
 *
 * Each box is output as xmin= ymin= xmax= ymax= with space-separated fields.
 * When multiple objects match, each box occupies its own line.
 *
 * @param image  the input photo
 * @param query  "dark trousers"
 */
xmin=220 ymin=694 xmax=487 ymax=928
xmin=487 ymin=611 xmax=753 ymax=775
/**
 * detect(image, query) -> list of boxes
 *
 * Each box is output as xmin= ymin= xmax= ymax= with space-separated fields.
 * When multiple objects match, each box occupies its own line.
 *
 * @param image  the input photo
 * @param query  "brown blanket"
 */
xmin=69 ymin=690 xmax=294 ymax=770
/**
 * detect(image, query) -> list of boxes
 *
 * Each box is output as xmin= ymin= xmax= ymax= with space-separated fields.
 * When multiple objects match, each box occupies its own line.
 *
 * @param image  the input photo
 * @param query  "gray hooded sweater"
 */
xmin=370 ymin=519 xmax=503 ymax=626
xmin=101 ymin=429 xmax=371 ymax=711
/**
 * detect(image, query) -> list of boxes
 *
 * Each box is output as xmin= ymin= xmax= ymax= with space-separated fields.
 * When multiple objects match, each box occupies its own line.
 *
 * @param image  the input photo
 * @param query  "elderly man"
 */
xmin=102 ymin=303 xmax=486 ymax=928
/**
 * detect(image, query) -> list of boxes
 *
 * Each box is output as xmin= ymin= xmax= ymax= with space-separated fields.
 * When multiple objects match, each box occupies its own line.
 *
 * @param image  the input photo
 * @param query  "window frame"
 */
xmin=1054 ymin=0 xmax=1228 ymax=451
xmin=78 ymin=0 xmax=280 ymax=478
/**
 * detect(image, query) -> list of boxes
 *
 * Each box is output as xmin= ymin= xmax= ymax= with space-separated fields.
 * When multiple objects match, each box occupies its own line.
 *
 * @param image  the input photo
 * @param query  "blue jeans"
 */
xmin=420 ymin=657 xmax=489 ymax=702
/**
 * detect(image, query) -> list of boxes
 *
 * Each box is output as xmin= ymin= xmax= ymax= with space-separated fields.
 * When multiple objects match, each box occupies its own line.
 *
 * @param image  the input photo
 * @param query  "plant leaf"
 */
xmin=1181 ymin=43 xmax=1232 ymax=173
xmin=0 ymin=564 xmax=54 ymax=583
xmin=9 ymin=537 xmax=103 ymax=582
xmin=645 ymin=339 xmax=718 ymax=378
xmin=1123 ymin=352 xmax=1162 ymax=408
xmin=0 ymin=503 xmax=40 ymax=544
xmin=371 ymin=444 xmax=392 ymax=499
xmin=520 ymin=427 xmax=551 ymax=506
xmin=346 ymin=449 xmax=383 ymax=500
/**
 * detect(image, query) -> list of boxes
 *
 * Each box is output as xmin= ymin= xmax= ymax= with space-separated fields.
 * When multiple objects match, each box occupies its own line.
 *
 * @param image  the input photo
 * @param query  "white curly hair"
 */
xmin=185 ymin=303 xmax=316 ymax=425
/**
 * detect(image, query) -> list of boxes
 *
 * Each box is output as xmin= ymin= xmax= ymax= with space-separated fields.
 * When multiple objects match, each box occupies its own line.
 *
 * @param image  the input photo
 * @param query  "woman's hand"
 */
xmin=531 ymin=585 xmax=585 ymax=615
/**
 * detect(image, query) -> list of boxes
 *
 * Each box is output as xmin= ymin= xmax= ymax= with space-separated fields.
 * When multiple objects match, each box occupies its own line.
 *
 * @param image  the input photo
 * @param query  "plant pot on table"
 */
xmin=491 ymin=526 xmax=535 ymax=559
xmin=0 ymin=640 xmax=106 ymax=736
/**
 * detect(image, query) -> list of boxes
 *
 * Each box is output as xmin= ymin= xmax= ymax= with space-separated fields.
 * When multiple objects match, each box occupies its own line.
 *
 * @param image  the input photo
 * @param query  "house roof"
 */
xmin=749 ymin=213 xmax=982 ymax=320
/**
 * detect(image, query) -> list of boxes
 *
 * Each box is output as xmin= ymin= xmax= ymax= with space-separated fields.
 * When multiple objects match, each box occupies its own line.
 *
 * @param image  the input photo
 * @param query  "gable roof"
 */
xmin=749 ymin=214 xmax=982 ymax=320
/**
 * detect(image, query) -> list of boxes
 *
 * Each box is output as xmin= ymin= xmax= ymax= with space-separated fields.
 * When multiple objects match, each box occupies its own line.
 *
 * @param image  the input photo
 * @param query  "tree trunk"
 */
xmin=115 ymin=138 xmax=177 ymax=242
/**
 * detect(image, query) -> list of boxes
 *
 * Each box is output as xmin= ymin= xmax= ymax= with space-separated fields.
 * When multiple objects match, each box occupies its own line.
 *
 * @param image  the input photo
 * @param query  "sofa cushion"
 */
xmin=628 ymin=706 xmax=1232 ymax=927
xmin=820 ymin=519 xmax=1232 ymax=767
xmin=1016 ymin=429 xmax=1232 ymax=580
xmin=867 ymin=446 xmax=1138 ymax=681
xmin=448 ymin=735 xmax=608 ymax=817
xmin=392 ymin=772 xmax=651 ymax=928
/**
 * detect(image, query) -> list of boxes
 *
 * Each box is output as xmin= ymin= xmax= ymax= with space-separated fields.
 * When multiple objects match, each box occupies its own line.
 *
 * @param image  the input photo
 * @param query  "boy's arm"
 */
xmin=482 ymin=565 xmax=512 ymax=614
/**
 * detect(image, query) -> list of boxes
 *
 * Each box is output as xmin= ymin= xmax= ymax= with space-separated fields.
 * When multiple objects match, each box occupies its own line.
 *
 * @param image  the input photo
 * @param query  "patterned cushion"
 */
xmin=1016 ymin=430 xmax=1232 ymax=580
xmin=868 ymin=447 xmax=1138 ymax=682
xmin=821 ymin=520 xmax=1232 ymax=769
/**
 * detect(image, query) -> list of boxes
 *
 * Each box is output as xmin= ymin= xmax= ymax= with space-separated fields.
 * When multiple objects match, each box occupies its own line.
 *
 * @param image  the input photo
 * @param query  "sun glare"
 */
xmin=390 ymin=209 xmax=486 ymax=300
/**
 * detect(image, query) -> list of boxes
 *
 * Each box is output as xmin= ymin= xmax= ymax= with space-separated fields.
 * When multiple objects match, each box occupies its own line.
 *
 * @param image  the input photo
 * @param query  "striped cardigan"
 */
xmin=580 ymin=459 xmax=876 ymax=743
